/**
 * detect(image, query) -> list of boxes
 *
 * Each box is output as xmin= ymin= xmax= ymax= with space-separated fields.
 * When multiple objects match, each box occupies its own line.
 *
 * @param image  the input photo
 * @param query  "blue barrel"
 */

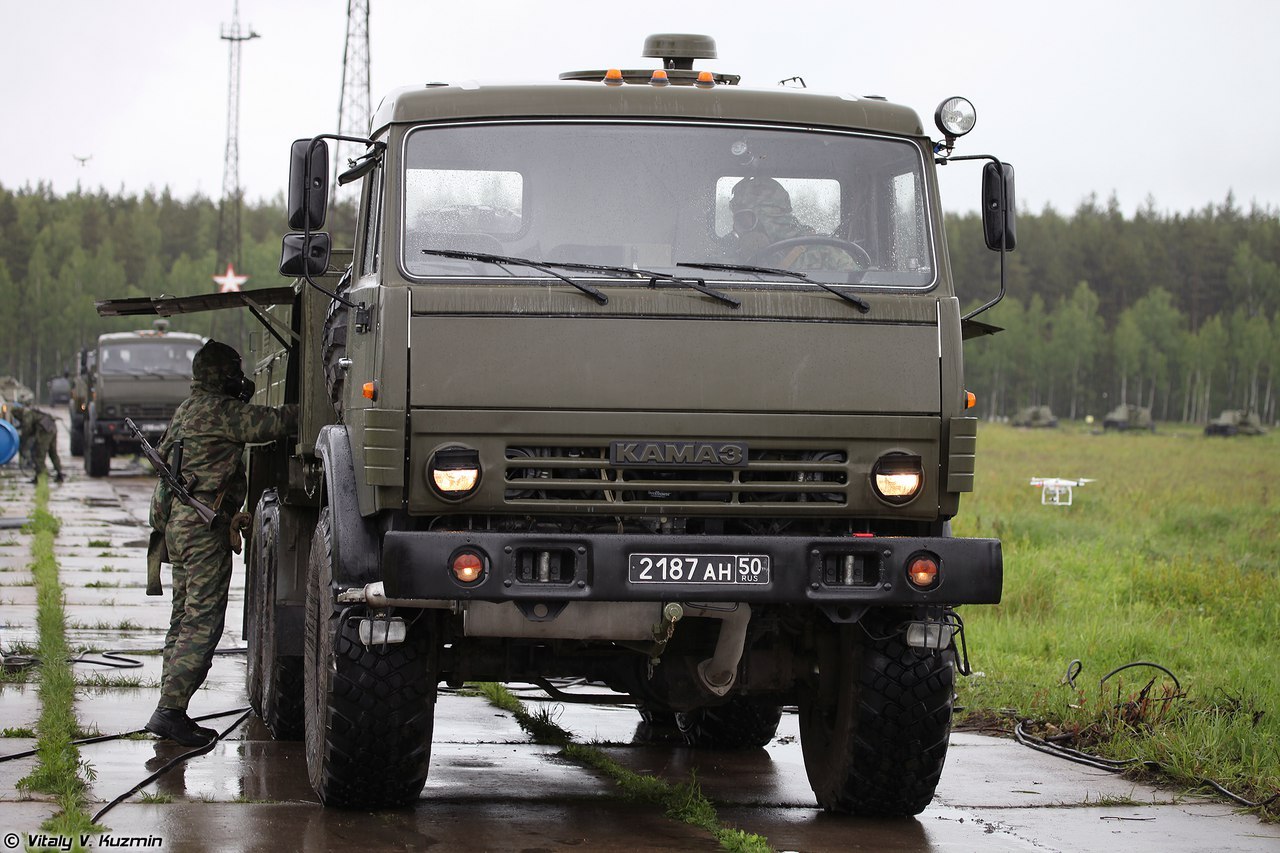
xmin=0 ymin=419 xmax=17 ymax=465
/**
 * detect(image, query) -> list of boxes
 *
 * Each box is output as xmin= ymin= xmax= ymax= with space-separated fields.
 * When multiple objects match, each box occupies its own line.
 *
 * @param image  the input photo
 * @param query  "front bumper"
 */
xmin=94 ymin=418 xmax=167 ymax=444
xmin=382 ymin=531 xmax=1002 ymax=606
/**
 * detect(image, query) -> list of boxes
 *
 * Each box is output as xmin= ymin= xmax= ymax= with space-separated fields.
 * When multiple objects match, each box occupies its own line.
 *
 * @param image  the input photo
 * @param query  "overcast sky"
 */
xmin=5 ymin=0 xmax=1278 ymax=217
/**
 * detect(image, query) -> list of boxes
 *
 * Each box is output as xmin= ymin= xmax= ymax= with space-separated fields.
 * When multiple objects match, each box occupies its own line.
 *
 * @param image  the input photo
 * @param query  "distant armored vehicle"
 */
xmin=100 ymin=34 xmax=1014 ymax=817
xmin=1204 ymin=410 xmax=1266 ymax=437
xmin=0 ymin=376 xmax=33 ymax=405
xmin=1012 ymin=405 xmax=1059 ymax=428
xmin=82 ymin=322 xmax=203 ymax=477
xmin=1103 ymin=404 xmax=1155 ymax=432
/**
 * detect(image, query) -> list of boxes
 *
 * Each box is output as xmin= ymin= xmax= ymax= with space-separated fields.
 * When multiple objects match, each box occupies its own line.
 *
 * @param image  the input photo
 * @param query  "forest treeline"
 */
xmin=0 ymin=183 xmax=1276 ymax=422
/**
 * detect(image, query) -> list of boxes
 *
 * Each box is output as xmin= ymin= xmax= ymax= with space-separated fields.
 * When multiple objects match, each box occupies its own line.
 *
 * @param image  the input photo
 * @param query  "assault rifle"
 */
xmin=127 ymin=418 xmax=223 ymax=595
xmin=126 ymin=418 xmax=220 ymax=528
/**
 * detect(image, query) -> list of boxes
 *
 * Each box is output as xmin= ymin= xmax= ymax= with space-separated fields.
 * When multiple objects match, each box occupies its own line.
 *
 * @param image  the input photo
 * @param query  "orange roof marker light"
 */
xmin=603 ymin=68 xmax=624 ymax=87
xmin=695 ymin=70 xmax=716 ymax=89
xmin=649 ymin=69 xmax=670 ymax=87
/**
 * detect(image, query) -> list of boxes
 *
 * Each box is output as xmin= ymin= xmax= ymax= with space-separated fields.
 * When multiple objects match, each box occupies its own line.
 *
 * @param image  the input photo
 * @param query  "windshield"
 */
xmin=401 ymin=122 xmax=934 ymax=289
xmin=99 ymin=341 xmax=200 ymax=376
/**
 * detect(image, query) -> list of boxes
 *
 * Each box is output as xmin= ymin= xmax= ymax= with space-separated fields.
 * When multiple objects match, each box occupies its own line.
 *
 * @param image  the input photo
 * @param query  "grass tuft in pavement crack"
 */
xmin=15 ymin=478 xmax=106 ymax=838
xmin=474 ymin=683 xmax=772 ymax=853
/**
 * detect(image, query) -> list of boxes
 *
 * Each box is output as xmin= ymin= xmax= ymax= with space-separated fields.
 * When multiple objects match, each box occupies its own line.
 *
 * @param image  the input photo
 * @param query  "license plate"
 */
xmin=141 ymin=422 xmax=167 ymax=433
xmin=628 ymin=553 xmax=770 ymax=585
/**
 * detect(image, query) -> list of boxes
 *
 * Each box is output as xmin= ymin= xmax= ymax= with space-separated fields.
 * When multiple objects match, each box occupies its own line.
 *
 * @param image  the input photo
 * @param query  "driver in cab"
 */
xmin=726 ymin=176 xmax=857 ymax=271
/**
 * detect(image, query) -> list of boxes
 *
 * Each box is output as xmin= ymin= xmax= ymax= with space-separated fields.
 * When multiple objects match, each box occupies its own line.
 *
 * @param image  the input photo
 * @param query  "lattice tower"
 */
xmin=215 ymin=0 xmax=259 ymax=274
xmin=333 ymin=0 xmax=372 ymax=205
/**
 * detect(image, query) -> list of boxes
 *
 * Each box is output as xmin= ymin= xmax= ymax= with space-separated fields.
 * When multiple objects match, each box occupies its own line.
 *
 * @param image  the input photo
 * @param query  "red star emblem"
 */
xmin=213 ymin=263 xmax=249 ymax=293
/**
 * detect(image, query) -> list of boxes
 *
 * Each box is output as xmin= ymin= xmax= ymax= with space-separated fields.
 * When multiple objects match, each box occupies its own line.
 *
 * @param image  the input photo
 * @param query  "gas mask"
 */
xmin=224 ymin=373 xmax=255 ymax=403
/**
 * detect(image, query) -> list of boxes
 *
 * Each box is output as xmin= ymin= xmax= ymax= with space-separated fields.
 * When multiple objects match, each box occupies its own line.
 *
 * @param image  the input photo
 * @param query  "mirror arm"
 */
xmin=949 ymin=154 xmax=1009 ymax=321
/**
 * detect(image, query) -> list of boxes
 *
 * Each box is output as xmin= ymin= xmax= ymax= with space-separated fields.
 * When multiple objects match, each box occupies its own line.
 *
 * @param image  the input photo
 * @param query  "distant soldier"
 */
xmin=144 ymin=340 xmax=298 ymax=747
xmin=15 ymin=403 xmax=63 ymax=485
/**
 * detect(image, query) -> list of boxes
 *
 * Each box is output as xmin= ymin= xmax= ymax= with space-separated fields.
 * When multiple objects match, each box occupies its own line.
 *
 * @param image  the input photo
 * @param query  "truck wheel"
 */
xmin=675 ymin=697 xmax=782 ymax=749
xmin=246 ymin=492 xmax=305 ymax=740
xmin=799 ymin=617 xmax=954 ymax=816
xmin=85 ymin=436 xmax=110 ymax=478
xmin=634 ymin=703 xmax=681 ymax=744
xmin=321 ymin=268 xmax=352 ymax=419
xmin=69 ymin=416 xmax=84 ymax=457
xmin=304 ymin=506 xmax=438 ymax=807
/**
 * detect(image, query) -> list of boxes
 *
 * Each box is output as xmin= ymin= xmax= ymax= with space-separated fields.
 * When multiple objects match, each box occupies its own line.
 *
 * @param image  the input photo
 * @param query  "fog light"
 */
xmin=906 ymin=554 xmax=940 ymax=590
xmin=451 ymin=550 xmax=485 ymax=584
xmin=904 ymin=620 xmax=954 ymax=649
xmin=358 ymin=616 xmax=406 ymax=646
xmin=428 ymin=446 xmax=482 ymax=499
xmin=871 ymin=454 xmax=923 ymax=504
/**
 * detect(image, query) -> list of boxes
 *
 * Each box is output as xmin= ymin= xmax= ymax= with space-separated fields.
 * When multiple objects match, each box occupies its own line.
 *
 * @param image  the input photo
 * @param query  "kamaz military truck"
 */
xmin=82 ymin=322 xmax=203 ymax=477
xmin=98 ymin=34 xmax=1012 ymax=816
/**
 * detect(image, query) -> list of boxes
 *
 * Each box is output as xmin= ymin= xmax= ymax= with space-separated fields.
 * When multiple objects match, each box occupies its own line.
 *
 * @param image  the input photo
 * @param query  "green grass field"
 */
xmin=953 ymin=422 xmax=1280 ymax=817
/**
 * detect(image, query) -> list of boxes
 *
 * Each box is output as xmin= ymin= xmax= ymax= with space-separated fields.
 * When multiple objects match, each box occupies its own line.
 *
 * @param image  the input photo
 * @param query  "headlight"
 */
xmin=871 ymin=454 xmax=923 ymax=504
xmin=934 ymin=96 xmax=976 ymax=138
xmin=427 ymin=446 xmax=482 ymax=500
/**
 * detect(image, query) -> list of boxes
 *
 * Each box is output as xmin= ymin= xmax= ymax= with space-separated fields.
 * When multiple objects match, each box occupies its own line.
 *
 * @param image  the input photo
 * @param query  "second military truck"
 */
xmin=99 ymin=34 xmax=1012 ymax=816
xmin=81 ymin=322 xmax=202 ymax=476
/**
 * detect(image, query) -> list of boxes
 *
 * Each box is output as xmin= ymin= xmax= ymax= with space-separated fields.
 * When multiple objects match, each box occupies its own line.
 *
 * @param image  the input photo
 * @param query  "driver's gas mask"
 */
xmin=728 ymin=177 xmax=794 ymax=256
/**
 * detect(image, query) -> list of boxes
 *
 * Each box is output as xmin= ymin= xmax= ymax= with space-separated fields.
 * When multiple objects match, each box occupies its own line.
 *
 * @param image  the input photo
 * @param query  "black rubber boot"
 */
xmin=146 ymin=708 xmax=214 ymax=747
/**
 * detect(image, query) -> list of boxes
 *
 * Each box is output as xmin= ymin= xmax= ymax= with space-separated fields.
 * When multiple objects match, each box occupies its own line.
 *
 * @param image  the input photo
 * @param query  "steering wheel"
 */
xmin=746 ymin=235 xmax=872 ymax=269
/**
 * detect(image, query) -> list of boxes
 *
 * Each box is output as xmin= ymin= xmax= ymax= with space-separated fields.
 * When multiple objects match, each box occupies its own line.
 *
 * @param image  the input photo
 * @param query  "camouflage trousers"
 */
xmin=159 ymin=503 xmax=233 ymax=711
xmin=32 ymin=432 xmax=62 ymax=478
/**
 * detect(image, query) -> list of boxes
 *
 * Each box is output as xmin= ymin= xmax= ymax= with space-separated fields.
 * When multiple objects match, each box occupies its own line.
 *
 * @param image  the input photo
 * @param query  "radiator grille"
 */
xmin=504 ymin=445 xmax=847 ymax=507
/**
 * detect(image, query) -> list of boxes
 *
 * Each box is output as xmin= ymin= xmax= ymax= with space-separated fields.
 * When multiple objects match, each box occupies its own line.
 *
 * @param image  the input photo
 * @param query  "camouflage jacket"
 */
xmin=14 ymin=407 xmax=54 ymax=437
xmin=152 ymin=385 xmax=298 ymax=524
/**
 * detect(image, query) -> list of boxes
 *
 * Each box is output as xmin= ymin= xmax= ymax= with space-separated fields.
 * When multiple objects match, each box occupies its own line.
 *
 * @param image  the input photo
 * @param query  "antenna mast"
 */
xmin=334 ymin=0 xmax=372 ymax=205
xmin=216 ymin=1 xmax=259 ymax=277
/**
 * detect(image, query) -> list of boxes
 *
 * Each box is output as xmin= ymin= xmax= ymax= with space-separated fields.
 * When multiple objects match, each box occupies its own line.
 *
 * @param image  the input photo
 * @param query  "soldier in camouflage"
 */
xmin=726 ymin=176 xmax=859 ymax=272
xmin=144 ymin=340 xmax=298 ymax=747
xmin=14 ymin=403 xmax=63 ymax=484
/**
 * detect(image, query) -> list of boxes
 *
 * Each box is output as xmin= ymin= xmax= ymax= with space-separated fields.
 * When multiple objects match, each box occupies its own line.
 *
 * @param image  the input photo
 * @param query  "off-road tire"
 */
xmin=69 ymin=415 xmax=84 ymax=457
xmin=799 ymin=616 xmax=954 ymax=816
xmin=634 ymin=703 xmax=681 ymax=744
xmin=246 ymin=492 xmax=305 ymax=740
xmin=321 ymin=269 xmax=352 ymax=420
xmin=675 ymin=697 xmax=783 ymax=749
xmin=304 ymin=506 xmax=438 ymax=808
xmin=85 ymin=433 xmax=110 ymax=478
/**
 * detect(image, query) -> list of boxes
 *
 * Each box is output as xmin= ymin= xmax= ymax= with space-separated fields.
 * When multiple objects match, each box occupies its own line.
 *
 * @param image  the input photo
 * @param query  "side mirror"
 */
xmin=287 ymin=139 xmax=329 ymax=231
xmin=279 ymin=232 xmax=332 ymax=277
xmin=982 ymin=161 xmax=1017 ymax=252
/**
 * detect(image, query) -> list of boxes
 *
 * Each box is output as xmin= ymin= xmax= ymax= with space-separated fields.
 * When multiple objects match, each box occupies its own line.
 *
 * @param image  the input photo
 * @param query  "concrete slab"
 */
xmin=78 ymin=800 xmax=722 ymax=852
xmin=0 ymin=685 xmax=40 ymax=732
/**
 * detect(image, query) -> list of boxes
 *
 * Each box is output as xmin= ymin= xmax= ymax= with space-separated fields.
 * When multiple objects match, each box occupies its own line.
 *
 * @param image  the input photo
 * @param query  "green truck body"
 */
xmin=99 ymin=35 xmax=1012 ymax=816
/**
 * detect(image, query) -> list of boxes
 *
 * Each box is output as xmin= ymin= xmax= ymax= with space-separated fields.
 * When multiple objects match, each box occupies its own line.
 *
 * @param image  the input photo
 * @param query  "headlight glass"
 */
xmin=934 ymin=96 xmax=977 ymax=137
xmin=871 ymin=454 xmax=924 ymax=504
xmin=427 ymin=446 xmax=482 ymax=499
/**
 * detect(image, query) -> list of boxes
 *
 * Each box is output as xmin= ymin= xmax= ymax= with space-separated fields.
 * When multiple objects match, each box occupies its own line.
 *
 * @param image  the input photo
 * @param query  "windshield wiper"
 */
xmin=421 ymin=249 xmax=608 ymax=305
xmin=421 ymin=249 xmax=740 ymax=308
xmin=676 ymin=261 xmax=870 ymax=313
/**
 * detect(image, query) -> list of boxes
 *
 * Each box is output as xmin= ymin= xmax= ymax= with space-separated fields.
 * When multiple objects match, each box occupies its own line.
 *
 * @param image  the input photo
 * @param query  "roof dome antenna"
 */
xmin=643 ymin=33 xmax=717 ymax=71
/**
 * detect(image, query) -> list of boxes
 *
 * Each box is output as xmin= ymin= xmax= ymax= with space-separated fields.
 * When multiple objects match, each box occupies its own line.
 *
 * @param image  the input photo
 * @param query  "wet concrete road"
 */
xmin=2 ymin=417 xmax=1279 ymax=851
